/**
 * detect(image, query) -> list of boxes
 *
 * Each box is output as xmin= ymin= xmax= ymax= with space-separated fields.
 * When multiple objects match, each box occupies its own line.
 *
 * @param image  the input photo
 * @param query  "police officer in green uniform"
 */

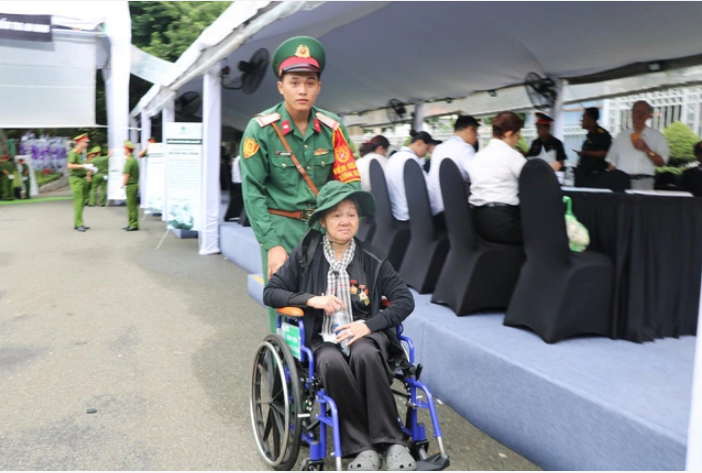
xmin=88 ymin=146 xmax=110 ymax=207
xmin=575 ymin=107 xmax=613 ymax=187
xmin=240 ymin=36 xmax=361 ymax=332
xmin=0 ymin=155 xmax=15 ymax=201
xmin=67 ymin=133 xmax=92 ymax=231
xmin=18 ymin=158 xmax=30 ymax=199
xmin=122 ymin=140 xmax=140 ymax=231
xmin=525 ymin=113 xmax=567 ymax=169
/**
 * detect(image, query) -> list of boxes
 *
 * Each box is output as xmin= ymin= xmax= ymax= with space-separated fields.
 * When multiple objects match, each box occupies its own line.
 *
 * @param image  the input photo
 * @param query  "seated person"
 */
xmin=574 ymin=107 xmax=613 ymax=187
xmin=385 ymin=130 xmax=439 ymax=222
xmin=605 ymin=100 xmax=669 ymax=190
xmin=467 ymin=111 xmax=560 ymax=245
xmin=680 ymin=141 xmax=702 ymax=195
xmin=427 ymin=115 xmax=480 ymax=229
xmin=524 ymin=112 xmax=567 ymax=169
xmin=263 ymin=181 xmax=417 ymax=471
xmin=356 ymin=135 xmax=390 ymax=192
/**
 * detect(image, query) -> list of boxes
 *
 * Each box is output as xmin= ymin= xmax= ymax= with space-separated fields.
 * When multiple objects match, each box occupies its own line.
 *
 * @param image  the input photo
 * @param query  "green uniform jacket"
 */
xmin=68 ymin=150 xmax=87 ymax=177
xmin=240 ymin=103 xmax=360 ymax=253
xmin=123 ymin=155 xmax=139 ymax=185
xmin=1 ymin=160 xmax=15 ymax=176
xmin=92 ymin=155 xmax=109 ymax=175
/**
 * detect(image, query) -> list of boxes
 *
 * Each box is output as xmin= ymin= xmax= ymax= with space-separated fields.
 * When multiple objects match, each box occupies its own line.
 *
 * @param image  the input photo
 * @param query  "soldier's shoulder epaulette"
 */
xmin=316 ymin=111 xmax=340 ymax=131
xmin=255 ymin=112 xmax=281 ymax=127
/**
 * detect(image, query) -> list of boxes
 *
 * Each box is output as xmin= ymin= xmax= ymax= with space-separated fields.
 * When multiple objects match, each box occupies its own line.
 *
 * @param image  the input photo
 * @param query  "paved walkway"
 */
xmin=0 ymin=193 xmax=539 ymax=471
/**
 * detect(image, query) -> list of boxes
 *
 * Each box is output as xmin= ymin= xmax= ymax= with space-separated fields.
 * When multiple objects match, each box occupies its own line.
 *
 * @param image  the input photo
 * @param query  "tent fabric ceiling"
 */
xmin=136 ymin=1 xmax=702 ymax=131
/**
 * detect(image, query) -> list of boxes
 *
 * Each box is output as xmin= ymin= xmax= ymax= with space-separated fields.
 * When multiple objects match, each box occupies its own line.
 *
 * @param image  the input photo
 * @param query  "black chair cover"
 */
xmin=596 ymin=170 xmax=631 ymax=192
xmin=368 ymin=159 xmax=410 ymax=270
xmin=504 ymin=159 xmax=614 ymax=343
xmin=399 ymin=160 xmax=450 ymax=293
xmin=431 ymin=159 xmax=525 ymax=314
xmin=357 ymin=215 xmax=376 ymax=242
xmin=682 ymin=167 xmax=702 ymax=196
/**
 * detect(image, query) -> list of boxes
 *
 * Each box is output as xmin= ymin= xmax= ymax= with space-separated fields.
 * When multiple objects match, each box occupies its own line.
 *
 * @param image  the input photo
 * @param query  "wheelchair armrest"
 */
xmin=276 ymin=306 xmax=304 ymax=317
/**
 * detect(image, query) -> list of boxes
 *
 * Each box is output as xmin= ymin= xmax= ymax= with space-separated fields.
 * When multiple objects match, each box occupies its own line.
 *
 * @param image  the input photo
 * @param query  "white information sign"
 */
xmin=164 ymin=123 xmax=202 ymax=232
xmin=142 ymin=143 xmax=165 ymax=214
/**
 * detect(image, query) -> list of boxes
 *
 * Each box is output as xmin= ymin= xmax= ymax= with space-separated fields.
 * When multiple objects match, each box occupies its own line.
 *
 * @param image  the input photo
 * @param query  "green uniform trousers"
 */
xmin=259 ymin=217 xmax=310 ymax=333
xmin=23 ymin=177 xmax=30 ymax=199
xmin=89 ymin=174 xmax=107 ymax=206
xmin=126 ymin=184 xmax=139 ymax=228
xmin=69 ymin=176 xmax=87 ymax=227
xmin=0 ymin=176 xmax=12 ymax=200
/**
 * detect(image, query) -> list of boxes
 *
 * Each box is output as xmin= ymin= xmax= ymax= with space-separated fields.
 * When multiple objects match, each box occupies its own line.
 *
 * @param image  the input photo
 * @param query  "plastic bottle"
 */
xmin=331 ymin=309 xmax=351 ymax=357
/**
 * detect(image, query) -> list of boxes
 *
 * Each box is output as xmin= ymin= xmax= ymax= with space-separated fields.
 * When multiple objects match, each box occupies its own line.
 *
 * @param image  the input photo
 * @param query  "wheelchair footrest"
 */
xmin=416 ymin=453 xmax=450 ymax=471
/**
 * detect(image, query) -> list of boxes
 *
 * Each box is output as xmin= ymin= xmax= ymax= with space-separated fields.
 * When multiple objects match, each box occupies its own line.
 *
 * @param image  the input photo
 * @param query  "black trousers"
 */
xmin=432 ymin=212 xmax=447 ymax=231
xmin=472 ymin=205 xmax=523 ymax=244
xmin=315 ymin=336 xmax=405 ymax=457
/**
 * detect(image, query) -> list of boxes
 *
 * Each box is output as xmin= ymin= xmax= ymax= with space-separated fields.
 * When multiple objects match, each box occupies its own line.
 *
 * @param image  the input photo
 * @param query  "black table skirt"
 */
xmin=566 ymin=192 xmax=702 ymax=342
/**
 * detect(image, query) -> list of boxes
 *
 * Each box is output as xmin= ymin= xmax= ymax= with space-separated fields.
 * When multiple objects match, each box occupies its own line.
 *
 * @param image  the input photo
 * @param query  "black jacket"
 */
xmin=263 ymin=229 xmax=415 ymax=353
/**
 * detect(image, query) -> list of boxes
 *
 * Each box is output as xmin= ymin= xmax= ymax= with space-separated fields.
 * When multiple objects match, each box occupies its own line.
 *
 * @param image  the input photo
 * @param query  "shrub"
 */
xmin=663 ymin=121 xmax=699 ymax=164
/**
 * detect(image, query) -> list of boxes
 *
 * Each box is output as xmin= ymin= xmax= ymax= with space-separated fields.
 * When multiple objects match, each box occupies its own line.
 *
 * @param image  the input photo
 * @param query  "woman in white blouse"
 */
xmin=467 ymin=111 xmax=559 ymax=244
xmin=356 ymin=135 xmax=390 ymax=192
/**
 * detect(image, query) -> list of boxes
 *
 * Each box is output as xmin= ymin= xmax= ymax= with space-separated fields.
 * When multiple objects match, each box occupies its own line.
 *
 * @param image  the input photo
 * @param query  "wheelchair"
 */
xmin=250 ymin=305 xmax=450 ymax=471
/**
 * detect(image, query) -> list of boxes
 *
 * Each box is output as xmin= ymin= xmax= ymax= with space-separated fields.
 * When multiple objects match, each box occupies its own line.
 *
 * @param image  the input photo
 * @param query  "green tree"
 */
xmin=663 ymin=121 xmax=700 ymax=163
xmin=515 ymin=134 xmax=529 ymax=153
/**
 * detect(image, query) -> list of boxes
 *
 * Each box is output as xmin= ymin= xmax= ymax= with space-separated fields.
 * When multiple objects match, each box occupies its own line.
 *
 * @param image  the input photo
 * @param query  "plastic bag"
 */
xmin=563 ymin=196 xmax=589 ymax=252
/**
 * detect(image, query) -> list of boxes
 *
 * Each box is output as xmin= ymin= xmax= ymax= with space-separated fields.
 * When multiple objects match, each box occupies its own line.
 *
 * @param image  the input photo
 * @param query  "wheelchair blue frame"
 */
xmin=276 ymin=314 xmax=447 ymax=471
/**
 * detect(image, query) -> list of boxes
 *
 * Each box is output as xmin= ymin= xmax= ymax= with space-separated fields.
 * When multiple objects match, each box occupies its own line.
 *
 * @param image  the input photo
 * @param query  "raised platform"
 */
xmin=235 ymin=222 xmax=694 ymax=470
xmin=219 ymin=222 xmax=262 ymax=275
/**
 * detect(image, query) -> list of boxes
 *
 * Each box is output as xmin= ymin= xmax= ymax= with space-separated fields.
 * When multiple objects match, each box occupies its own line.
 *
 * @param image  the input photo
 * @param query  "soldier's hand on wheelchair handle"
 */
xmin=267 ymin=245 xmax=288 ymax=279
xmin=337 ymin=321 xmax=371 ymax=346
xmin=306 ymin=295 xmax=345 ymax=315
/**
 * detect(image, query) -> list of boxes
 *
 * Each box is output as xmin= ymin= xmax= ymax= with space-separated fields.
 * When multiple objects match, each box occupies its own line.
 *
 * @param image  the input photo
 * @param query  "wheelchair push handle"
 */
xmin=276 ymin=306 xmax=304 ymax=317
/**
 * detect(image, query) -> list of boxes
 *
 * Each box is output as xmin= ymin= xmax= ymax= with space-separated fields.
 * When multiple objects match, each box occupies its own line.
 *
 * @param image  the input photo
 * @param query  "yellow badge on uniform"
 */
xmin=314 ymin=148 xmax=331 ymax=156
xmin=243 ymin=137 xmax=260 ymax=159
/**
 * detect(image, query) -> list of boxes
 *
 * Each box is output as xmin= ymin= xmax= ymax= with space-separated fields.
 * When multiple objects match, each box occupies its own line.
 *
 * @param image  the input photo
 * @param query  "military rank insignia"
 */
xmin=243 ymin=137 xmax=260 ymax=159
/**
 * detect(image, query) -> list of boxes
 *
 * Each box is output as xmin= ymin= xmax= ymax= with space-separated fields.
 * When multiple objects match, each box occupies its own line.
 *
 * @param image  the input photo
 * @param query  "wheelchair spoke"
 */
xmin=262 ymin=406 xmax=274 ymax=441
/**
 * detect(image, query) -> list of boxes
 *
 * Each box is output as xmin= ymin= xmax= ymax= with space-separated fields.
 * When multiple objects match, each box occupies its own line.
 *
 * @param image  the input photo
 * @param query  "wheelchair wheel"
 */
xmin=250 ymin=334 xmax=303 ymax=470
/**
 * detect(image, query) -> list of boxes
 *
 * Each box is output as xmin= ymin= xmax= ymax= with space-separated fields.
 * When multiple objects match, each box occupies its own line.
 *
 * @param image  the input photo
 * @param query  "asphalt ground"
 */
xmin=0 ymin=193 xmax=539 ymax=471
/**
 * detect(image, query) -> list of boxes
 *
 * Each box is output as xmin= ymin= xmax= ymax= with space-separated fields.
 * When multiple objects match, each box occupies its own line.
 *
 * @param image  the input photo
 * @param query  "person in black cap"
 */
xmin=525 ymin=112 xmax=567 ymax=169
xmin=574 ymin=107 xmax=613 ymax=187
xmin=384 ymin=130 xmax=440 ymax=222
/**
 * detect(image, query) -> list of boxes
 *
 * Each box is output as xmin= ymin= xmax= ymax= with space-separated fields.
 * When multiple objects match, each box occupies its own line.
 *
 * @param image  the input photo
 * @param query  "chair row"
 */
xmin=364 ymin=158 xmax=614 ymax=344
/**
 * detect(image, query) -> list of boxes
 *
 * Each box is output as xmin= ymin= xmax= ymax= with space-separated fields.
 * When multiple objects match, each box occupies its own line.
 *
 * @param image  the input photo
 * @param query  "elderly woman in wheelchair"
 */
xmin=255 ymin=181 xmax=448 ymax=471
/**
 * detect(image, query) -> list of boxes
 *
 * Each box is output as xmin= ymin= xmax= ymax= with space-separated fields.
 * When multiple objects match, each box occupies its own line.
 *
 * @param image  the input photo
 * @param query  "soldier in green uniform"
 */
xmin=240 ymin=36 xmax=361 ymax=332
xmin=18 ymin=158 xmax=30 ymax=199
xmin=122 ymin=140 xmax=140 ymax=231
xmin=0 ymin=155 xmax=15 ymax=201
xmin=575 ymin=107 xmax=614 ymax=187
xmin=66 ymin=133 xmax=92 ymax=231
xmin=88 ymin=146 xmax=110 ymax=207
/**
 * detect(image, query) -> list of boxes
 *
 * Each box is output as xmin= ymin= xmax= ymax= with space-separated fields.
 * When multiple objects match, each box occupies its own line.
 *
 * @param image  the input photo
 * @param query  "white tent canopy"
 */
xmin=132 ymin=1 xmax=702 ymax=130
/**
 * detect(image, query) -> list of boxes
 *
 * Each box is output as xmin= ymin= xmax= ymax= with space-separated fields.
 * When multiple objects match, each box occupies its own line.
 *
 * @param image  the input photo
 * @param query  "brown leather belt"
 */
xmin=268 ymin=208 xmax=316 ymax=222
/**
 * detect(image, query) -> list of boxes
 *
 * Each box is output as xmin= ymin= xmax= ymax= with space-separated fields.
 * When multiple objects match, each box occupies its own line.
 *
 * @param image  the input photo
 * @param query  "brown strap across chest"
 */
xmin=270 ymin=121 xmax=319 ymax=196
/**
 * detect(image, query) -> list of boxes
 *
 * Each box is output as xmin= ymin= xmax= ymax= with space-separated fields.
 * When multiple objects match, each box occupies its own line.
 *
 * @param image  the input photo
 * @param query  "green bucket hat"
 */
xmin=308 ymin=181 xmax=375 ymax=228
xmin=124 ymin=140 xmax=136 ymax=150
xmin=87 ymin=145 xmax=101 ymax=155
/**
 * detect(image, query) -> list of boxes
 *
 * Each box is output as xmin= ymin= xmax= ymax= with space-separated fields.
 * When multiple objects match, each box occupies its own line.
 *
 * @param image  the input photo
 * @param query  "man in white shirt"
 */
xmin=427 ymin=115 xmax=480 ymax=225
xmin=468 ymin=111 xmax=559 ymax=244
xmin=384 ymin=130 xmax=438 ymax=221
xmin=606 ymin=100 xmax=669 ymax=190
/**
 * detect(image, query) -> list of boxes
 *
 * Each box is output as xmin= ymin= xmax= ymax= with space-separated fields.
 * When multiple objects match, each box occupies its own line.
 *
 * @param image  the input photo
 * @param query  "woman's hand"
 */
xmin=306 ymin=295 xmax=345 ymax=315
xmin=336 ymin=321 xmax=371 ymax=346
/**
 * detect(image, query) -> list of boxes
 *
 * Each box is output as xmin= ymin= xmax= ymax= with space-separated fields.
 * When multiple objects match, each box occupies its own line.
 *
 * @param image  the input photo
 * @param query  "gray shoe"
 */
xmin=348 ymin=450 xmax=380 ymax=471
xmin=383 ymin=444 xmax=416 ymax=471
